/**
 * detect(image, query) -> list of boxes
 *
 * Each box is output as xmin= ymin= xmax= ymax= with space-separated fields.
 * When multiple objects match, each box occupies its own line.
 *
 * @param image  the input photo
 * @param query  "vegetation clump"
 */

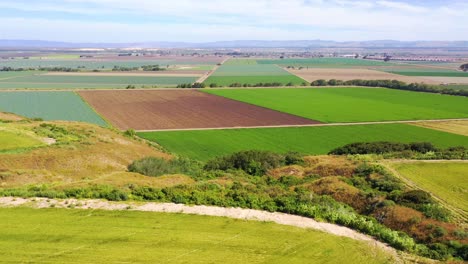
xmin=128 ymin=157 xmax=202 ymax=177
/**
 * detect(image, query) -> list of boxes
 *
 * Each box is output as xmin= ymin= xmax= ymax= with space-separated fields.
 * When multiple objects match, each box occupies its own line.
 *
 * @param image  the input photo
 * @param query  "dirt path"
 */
xmin=195 ymin=57 xmax=229 ymax=83
xmin=0 ymin=196 xmax=400 ymax=261
xmin=135 ymin=118 xmax=468 ymax=132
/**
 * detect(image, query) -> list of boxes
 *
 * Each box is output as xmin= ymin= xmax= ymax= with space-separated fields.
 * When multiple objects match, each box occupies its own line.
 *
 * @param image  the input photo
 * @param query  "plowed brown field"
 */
xmin=79 ymin=90 xmax=320 ymax=130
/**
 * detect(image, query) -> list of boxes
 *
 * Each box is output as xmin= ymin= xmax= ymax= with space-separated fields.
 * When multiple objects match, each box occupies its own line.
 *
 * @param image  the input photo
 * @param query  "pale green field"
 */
xmin=0 ymin=207 xmax=393 ymax=264
xmin=0 ymin=130 xmax=44 ymax=151
xmin=391 ymin=162 xmax=468 ymax=214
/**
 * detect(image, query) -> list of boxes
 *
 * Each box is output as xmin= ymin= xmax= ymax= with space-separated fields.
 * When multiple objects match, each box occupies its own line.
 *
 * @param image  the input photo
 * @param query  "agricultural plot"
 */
xmin=79 ymin=90 xmax=318 ymax=130
xmin=0 ymin=92 xmax=107 ymax=126
xmin=390 ymin=162 xmax=468 ymax=214
xmin=257 ymin=58 xmax=397 ymax=67
xmin=385 ymin=70 xmax=468 ymax=77
xmin=204 ymin=88 xmax=468 ymax=123
xmin=287 ymin=68 xmax=434 ymax=84
xmin=0 ymin=71 xmax=45 ymax=80
xmin=412 ymin=120 xmax=468 ymax=136
xmin=420 ymin=77 xmax=468 ymax=84
xmin=0 ymin=74 xmax=198 ymax=89
xmin=223 ymin=59 xmax=258 ymax=65
xmin=139 ymin=124 xmax=468 ymax=161
xmin=0 ymin=207 xmax=392 ymax=264
xmin=204 ymin=64 xmax=306 ymax=86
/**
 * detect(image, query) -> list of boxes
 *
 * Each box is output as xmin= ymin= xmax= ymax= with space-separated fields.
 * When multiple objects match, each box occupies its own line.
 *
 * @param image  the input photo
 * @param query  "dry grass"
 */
xmin=412 ymin=120 xmax=468 ymax=136
xmin=0 ymin=119 xmax=172 ymax=188
xmin=287 ymin=68 xmax=438 ymax=84
xmin=418 ymin=76 xmax=468 ymax=84
xmin=0 ymin=112 xmax=24 ymax=121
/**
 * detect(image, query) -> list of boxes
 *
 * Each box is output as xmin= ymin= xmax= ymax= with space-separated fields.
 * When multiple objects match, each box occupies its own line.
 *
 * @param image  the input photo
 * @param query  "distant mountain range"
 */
xmin=1 ymin=39 xmax=468 ymax=49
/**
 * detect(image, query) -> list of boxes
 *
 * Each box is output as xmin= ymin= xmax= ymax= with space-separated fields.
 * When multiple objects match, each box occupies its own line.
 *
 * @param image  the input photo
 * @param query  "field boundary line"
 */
xmin=135 ymin=118 xmax=468 ymax=132
xmin=0 ymin=196 xmax=400 ymax=262
xmin=195 ymin=57 xmax=230 ymax=83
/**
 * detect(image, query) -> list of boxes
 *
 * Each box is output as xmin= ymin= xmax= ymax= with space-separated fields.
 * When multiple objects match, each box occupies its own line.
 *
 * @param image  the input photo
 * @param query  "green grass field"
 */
xmin=0 ymin=75 xmax=197 ymax=89
xmin=0 ymin=92 xmax=107 ymax=126
xmin=0 ymin=130 xmax=44 ymax=151
xmin=257 ymin=58 xmax=396 ymax=67
xmin=139 ymin=124 xmax=468 ymax=161
xmin=386 ymin=71 xmax=468 ymax=77
xmin=0 ymin=71 xmax=46 ymax=80
xmin=204 ymin=88 xmax=468 ymax=122
xmin=204 ymin=75 xmax=307 ymax=86
xmin=223 ymin=59 xmax=258 ymax=65
xmin=211 ymin=65 xmax=290 ymax=76
xmin=391 ymin=162 xmax=468 ymax=214
xmin=0 ymin=207 xmax=392 ymax=264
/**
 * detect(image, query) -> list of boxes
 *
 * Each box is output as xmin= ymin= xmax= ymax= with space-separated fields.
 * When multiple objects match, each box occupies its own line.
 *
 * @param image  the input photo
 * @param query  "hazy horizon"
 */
xmin=0 ymin=0 xmax=467 ymax=43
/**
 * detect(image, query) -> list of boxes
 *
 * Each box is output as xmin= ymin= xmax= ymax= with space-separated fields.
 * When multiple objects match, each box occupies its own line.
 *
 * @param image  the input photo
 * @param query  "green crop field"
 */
xmin=0 ymin=130 xmax=44 ymax=151
xmin=386 ymin=71 xmax=468 ymax=77
xmin=257 ymin=58 xmax=396 ymax=67
xmin=0 ymin=59 xmax=215 ymax=69
xmin=0 ymin=71 xmax=46 ymax=80
xmin=223 ymin=59 xmax=258 ymax=65
xmin=211 ymin=65 xmax=290 ymax=76
xmin=204 ymin=75 xmax=306 ymax=86
xmin=0 ymin=207 xmax=392 ymax=264
xmin=391 ymin=162 xmax=468 ymax=214
xmin=204 ymin=88 xmax=468 ymax=122
xmin=0 ymin=92 xmax=107 ymax=126
xmin=0 ymin=75 xmax=197 ymax=89
xmin=139 ymin=124 xmax=468 ymax=161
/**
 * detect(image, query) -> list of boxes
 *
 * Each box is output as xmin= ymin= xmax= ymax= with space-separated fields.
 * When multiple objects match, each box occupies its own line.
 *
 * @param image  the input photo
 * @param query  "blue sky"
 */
xmin=0 ymin=0 xmax=466 ymax=42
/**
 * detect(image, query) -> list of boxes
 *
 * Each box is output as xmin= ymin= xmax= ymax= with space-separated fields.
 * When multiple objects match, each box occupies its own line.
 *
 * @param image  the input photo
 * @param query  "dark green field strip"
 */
xmin=0 ymin=207 xmax=391 ymax=264
xmin=0 ymin=71 xmax=46 ymax=80
xmin=386 ymin=71 xmax=468 ymax=77
xmin=204 ymin=88 xmax=468 ymax=122
xmin=204 ymin=75 xmax=306 ymax=86
xmin=0 ymin=91 xmax=107 ymax=126
xmin=138 ymin=124 xmax=468 ymax=161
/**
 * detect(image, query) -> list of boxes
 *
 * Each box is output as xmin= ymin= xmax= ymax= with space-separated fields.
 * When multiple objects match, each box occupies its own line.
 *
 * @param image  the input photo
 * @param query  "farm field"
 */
xmin=0 ymin=130 xmax=44 ymax=151
xmin=287 ymin=68 xmax=435 ymax=84
xmin=0 ymin=74 xmax=197 ymax=89
xmin=0 ymin=207 xmax=392 ymax=264
xmin=385 ymin=70 xmax=468 ymax=77
xmin=412 ymin=120 xmax=468 ymax=136
xmin=79 ymin=90 xmax=318 ymax=130
xmin=421 ymin=77 xmax=468 ymax=84
xmin=257 ymin=58 xmax=397 ymax=67
xmin=204 ymin=62 xmax=306 ymax=85
xmin=0 ymin=58 xmax=219 ymax=69
xmin=0 ymin=92 xmax=107 ymax=126
xmin=204 ymin=88 xmax=468 ymax=123
xmin=139 ymin=123 xmax=468 ymax=161
xmin=223 ymin=58 xmax=258 ymax=65
xmin=389 ymin=161 xmax=468 ymax=215
xmin=0 ymin=71 xmax=46 ymax=80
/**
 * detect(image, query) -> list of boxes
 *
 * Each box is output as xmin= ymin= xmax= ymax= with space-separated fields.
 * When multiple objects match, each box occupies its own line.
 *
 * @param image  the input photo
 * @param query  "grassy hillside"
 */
xmin=0 ymin=207 xmax=393 ymax=264
xmin=390 ymin=162 xmax=468 ymax=215
xmin=0 ymin=117 xmax=184 ymax=188
xmin=204 ymin=88 xmax=468 ymax=122
xmin=139 ymin=124 xmax=468 ymax=161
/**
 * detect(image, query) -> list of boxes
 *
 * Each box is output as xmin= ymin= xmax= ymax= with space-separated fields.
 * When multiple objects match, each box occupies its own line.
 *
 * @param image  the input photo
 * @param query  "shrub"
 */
xmin=128 ymin=157 xmax=202 ymax=177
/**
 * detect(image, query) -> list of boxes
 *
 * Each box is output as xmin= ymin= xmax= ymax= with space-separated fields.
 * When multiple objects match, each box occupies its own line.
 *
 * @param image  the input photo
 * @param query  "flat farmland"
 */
xmin=287 ymin=68 xmax=436 ymax=84
xmin=204 ymin=88 xmax=468 ymax=122
xmin=0 ymin=74 xmax=198 ymax=89
xmin=412 ymin=120 xmax=468 ymax=136
xmin=204 ymin=64 xmax=306 ymax=85
xmin=139 ymin=123 xmax=468 ymax=161
xmin=386 ymin=70 xmax=468 ymax=77
xmin=420 ymin=77 xmax=468 ymax=84
xmin=257 ymin=58 xmax=397 ymax=67
xmin=0 ymin=91 xmax=107 ymax=126
xmin=79 ymin=90 xmax=319 ymax=130
xmin=0 ymin=207 xmax=392 ymax=264
xmin=389 ymin=161 xmax=468 ymax=215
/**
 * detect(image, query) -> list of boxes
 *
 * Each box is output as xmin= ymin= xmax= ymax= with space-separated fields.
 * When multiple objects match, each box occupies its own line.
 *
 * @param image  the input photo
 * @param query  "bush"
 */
xmin=128 ymin=157 xmax=202 ymax=177
xmin=329 ymin=141 xmax=437 ymax=155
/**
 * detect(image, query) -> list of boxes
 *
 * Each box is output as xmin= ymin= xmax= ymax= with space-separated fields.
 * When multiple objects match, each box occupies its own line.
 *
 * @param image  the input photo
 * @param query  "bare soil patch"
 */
xmin=288 ymin=68 xmax=438 ymax=84
xmin=419 ymin=77 xmax=468 ymax=84
xmin=79 ymin=90 xmax=320 ymax=130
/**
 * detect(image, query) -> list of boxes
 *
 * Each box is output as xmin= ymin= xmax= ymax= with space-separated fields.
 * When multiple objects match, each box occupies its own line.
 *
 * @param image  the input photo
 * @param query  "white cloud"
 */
xmin=0 ymin=0 xmax=466 ymax=41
